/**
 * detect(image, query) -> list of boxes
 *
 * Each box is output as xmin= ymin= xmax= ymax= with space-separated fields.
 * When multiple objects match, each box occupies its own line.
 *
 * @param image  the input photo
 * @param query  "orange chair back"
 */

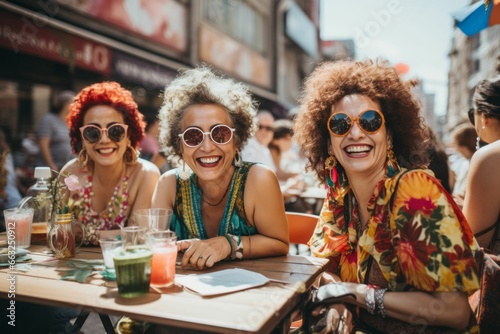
xmin=286 ymin=211 xmax=319 ymax=245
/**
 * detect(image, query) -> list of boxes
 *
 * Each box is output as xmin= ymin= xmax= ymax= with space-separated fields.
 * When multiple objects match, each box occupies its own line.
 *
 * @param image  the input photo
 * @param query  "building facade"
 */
xmin=447 ymin=23 xmax=500 ymax=138
xmin=0 ymin=0 xmax=320 ymax=158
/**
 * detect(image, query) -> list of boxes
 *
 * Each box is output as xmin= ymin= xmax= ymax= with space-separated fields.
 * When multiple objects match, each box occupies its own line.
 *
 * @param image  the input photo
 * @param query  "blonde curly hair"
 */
xmin=158 ymin=66 xmax=258 ymax=156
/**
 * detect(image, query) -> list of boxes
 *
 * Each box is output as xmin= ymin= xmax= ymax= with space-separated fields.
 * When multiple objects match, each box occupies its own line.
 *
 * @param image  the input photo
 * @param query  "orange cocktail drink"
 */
xmin=147 ymin=231 xmax=177 ymax=287
xmin=151 ymin=245 xmax=177 ymax=287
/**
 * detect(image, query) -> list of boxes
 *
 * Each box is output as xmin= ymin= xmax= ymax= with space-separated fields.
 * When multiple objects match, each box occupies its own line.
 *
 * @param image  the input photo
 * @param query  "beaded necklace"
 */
xmin=79 ymin=174 xmax=129 ymax=245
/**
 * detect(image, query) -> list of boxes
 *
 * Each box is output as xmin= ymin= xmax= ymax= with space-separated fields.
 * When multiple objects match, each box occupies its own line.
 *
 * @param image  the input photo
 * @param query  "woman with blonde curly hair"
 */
xmin=60 ymin=81 xmax=160 ymax=245
xmin=293 ymin=60 xmax=479 ymax=333
xmin=152 ymin=67 xmax=289 ymax=270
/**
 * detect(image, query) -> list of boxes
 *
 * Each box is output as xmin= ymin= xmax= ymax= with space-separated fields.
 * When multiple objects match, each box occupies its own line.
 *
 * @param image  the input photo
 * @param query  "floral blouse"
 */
xmin=309 ymin=168 xmax=480 ymax=293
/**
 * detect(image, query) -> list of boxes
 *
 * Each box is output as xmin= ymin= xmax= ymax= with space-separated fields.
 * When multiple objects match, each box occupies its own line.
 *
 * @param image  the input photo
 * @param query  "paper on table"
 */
xmin=176 ymin=268 xmax=270 ymax=296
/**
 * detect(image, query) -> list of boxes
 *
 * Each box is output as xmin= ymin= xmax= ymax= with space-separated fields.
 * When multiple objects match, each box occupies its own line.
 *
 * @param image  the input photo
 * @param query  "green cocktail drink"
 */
xmin=113 ymin=247 xmax=153 ymax=298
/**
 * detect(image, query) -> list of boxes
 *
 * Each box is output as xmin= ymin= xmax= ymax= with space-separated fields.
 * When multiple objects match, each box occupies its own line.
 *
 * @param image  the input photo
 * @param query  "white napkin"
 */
xmin=176 ymin=268 xmax=269 ymax=296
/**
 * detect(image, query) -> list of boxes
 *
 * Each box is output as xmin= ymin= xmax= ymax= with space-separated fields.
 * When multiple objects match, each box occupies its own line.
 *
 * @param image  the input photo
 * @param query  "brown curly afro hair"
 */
xmin=293 ymin=59 xmax=430 ymax=184
xmin=67 ymin=81 xmax=145 ymax=154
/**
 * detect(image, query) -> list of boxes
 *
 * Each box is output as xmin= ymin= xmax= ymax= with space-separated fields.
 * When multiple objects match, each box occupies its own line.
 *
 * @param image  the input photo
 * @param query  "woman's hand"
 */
xmin=177 ymin=237 xmax=231 ymax=270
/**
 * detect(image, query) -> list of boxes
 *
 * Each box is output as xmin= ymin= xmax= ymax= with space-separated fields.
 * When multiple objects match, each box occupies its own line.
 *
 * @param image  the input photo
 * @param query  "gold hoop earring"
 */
xmin=78 ymin=148 xmax=88 ymax=169
xmin=125 ymin=145 xmax=138 ymax=165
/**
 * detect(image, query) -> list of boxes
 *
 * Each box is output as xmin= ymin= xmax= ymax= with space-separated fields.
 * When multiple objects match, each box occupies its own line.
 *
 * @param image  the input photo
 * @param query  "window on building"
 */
xmin=202 ymin=0 xmax=266 ymax=54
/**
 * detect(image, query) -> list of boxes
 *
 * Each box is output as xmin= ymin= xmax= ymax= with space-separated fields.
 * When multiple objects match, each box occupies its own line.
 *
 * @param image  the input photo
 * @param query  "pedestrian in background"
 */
xmin=36 ymin=90 xmax=76 ymax=171
xmin=463 ymin=74 xmax=500 ymax=253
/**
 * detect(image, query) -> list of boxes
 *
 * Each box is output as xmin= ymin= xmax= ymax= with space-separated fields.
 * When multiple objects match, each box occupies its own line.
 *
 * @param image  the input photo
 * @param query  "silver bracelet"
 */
xmin=375 ymin=288 xmax=387 ymax=317
xmin=365 ymin=285 xmax=376 ymax=315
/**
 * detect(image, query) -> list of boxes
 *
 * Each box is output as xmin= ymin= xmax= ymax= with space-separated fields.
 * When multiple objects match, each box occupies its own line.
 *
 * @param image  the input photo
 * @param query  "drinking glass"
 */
xmin=131 ymin=208 xmax=172 ymax=231
xmin=114 ymin=226 xmax=152 ymax=298
xmin=4 ymin=208 xmax=34 ymax=248
xmin=147 ymin=231 xmax=178 ymax=288
xmin=99 ymin=238 xmax=122 ymax=272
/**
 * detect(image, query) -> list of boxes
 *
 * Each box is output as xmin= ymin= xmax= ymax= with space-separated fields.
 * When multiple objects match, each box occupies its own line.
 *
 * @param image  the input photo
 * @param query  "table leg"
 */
xmin=68 ymin=310 xmax=90 ymax=333
xmin=99 ymin=313 xmax=116 ymax=333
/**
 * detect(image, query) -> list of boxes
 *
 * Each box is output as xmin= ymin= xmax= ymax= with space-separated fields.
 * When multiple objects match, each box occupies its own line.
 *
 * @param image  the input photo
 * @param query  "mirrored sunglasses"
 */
xmin=327 ymin=109 xmax=385 ymax=136
xmin=80 ymin=124 xmax=128 ymax=144
xmin=468 ymin=108 xmax=475 ymax=125
xmin=178 ymin=124 xmax=235 ymax=148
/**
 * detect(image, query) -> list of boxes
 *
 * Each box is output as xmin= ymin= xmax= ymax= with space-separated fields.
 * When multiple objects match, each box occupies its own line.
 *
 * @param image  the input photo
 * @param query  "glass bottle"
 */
xmin=21 ymin=167 xmax=52 ymax=242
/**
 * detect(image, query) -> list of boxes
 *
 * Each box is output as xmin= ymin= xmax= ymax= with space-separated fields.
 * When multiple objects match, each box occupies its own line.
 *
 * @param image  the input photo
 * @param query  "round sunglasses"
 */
xmin=327 ymin=109 xmax=385 ymax=136
xmin=80 ymin=124 xmax=128 ymax=144
xmin=178 ymin=124 xmax=235 ymax=148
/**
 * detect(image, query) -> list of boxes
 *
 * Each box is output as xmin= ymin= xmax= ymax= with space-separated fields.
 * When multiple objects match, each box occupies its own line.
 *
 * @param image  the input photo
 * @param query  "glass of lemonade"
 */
xmin=4 ymin=208 xmax=34 ymax=248
xmin=147 ymin=231 xmax=178 ymax=288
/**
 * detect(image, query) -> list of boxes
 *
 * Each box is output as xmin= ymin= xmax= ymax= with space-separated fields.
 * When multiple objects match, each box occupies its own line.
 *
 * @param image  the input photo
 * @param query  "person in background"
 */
xmin=240 ymin=109 xmax=276 ymax=171
xmin=269 ymin=119 xmax=312 ymax=213
xmin=140 ymin=117 xmax=161 ymax=163
xmin=0 ymin=128 xmax=22 ymax=232
xmin=60 ymin=81 xmax=160 ymax=246
xmin=293 ymin=60 xmax=479 ymax=333
xmin=425 ymin=125 xmax=454 ymax=194
xmin=450 ymin=123 xmax=477 ymax=206
xmin=152 ymin=67 xmax=289 ymax=270
xmin=463 ymin=75 xmax=500 ymax=253
xmin=36 ymin=90 xmax=76 ymax=171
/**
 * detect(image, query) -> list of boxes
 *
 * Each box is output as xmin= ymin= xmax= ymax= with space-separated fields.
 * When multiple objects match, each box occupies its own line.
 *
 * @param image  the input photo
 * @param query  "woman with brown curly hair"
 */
xmin=152 ymin=67 xmax=289 ymax=270
xmin=59 ymin=81 xmax=160 ymax=245
xmin=293 ymin=60 xmax=480 ymax=333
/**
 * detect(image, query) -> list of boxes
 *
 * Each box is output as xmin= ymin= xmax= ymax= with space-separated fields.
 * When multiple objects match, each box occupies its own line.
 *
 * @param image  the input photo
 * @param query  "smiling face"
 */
xmin=180 ymin=104 xmax=236 ymax=182
xmin=82 ymin=105 xmax=129 ymax=168
xmin=329 ymin=94 xmax=388 ymax=178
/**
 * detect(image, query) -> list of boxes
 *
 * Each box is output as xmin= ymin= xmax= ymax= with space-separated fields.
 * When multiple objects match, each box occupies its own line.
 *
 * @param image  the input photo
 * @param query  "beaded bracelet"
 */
xmin=365 ymin=285 xmax=377 ymax=315
xmin=222 ymin=234 xmax=235 ymax=259
xmin=375 ymin=288 xmax=388 ymax=317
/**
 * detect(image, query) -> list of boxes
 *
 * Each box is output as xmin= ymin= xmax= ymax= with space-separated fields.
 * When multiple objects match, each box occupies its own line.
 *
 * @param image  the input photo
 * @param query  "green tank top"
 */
xmin=170 ymin=162 xmax=257 ymax=240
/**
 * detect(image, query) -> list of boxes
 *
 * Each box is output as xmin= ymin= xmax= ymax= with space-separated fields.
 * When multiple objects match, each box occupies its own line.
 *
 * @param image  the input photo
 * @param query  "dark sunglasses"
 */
xmin=258 ymin=124 xmax=274 ymax=132
xmin=468 ymin=108 xmax=475 ymax=125
xmin=327 ymin=109 xmax=385 ymax=136
xmin=80 ymin=124 xmax=128 ymax=144
xmin=178 ymin=124 xmax=235 ymax=148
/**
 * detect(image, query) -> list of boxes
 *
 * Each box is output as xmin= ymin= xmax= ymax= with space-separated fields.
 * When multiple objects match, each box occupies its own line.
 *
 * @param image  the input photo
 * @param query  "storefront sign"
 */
xmin=112 ymin=51 xmax=177 ymax=89
xmin=61 ymin=0 xmax=187 ymax=53
xmin=0 ymin=10 xmax=111 ymax=75
xmin=199 ymin=24 xmax=271 ymax=89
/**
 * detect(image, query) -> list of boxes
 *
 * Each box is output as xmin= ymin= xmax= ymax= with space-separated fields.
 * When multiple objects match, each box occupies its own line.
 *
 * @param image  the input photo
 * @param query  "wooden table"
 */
xmin=0 ymin=242 xmax=328 ymax=333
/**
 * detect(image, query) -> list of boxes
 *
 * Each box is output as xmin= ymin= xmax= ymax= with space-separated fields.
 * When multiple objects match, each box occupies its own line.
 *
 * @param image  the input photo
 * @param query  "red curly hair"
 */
xmin=67 ymin=82 xmax=145 ymax=153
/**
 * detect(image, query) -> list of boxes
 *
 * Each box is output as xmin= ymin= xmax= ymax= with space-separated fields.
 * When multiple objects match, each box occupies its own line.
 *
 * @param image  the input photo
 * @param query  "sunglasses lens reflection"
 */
xmin=183 ymin=128 xmax=205 ymax=147
xmin=83 ymin=127 xmax=101 ymax=143
xmin=329 ymin=113 xmax=352 ymax=135
xmin=360 ymin=110 xmax=383 ymax=132
xmin=107 ymin=124 xmax=126 ymax=142
xmin=211 ymin=125 xmax=233 ymax=144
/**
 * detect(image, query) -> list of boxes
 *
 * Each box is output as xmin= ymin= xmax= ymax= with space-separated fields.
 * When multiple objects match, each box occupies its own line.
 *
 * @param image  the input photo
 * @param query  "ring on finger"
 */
xmin=198 ymin=255 xmax=203 ymax=260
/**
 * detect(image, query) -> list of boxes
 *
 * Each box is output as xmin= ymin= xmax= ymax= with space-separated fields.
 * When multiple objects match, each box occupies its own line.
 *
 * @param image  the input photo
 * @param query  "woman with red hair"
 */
xmin=60 ymin=81 xmax=160 ymax=245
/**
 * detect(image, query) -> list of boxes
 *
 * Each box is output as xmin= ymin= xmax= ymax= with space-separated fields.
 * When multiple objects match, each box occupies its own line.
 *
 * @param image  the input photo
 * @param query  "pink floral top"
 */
xmin=74 ymin=175 xmax=129 ymax=246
